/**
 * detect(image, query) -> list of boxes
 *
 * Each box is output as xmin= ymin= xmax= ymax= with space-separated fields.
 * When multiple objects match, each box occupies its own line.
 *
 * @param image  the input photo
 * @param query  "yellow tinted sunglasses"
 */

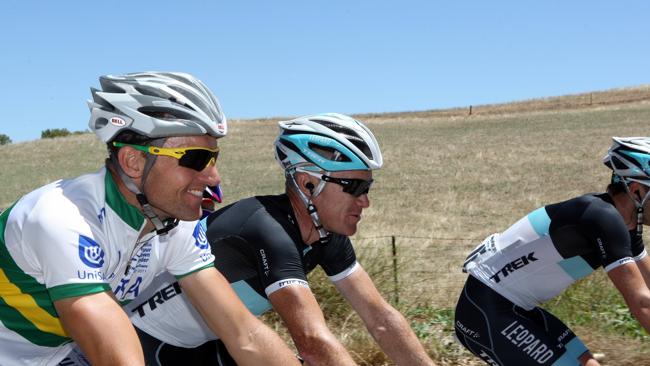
xmin=113 ymin=142 xmax=219 ymax=172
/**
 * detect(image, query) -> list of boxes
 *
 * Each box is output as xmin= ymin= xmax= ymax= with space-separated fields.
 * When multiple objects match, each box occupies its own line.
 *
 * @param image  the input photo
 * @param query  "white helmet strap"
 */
xmin=287 ymin=169 xmax=330 ymax=244
xmin=618 ymin=176 xmax=650 ymax=239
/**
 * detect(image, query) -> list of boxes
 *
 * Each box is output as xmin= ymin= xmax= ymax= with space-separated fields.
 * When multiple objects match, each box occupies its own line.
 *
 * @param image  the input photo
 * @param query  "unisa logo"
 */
xmin=78 ymin=235 xmax=105 ymax=268
xmin=193 ymin=224 xmax=209 ymax=250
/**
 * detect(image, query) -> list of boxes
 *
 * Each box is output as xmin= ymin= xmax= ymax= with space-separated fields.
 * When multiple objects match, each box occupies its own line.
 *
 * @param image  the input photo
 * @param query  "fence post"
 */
xmin=392 ymin=235 xmax=399 ymax=305
xmin=468 ymin=105 xmax=473 ymax=115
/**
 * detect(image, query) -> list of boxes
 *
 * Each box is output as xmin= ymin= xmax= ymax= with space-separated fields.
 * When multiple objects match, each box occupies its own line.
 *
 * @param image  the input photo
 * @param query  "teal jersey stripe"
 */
xmin=558 ymin=256 xmax=593 ymax=281
xmin=0 ymin=204 xmax=70 ymax=346
xmin=49 ymin=283 xmax=111 ymax=302
xmin=565 ymin=337 xmax=589 ymax=358
xmin=527 ymin=207 xmax=551 ymax=237
xmin=231 ymin=280 xmax=273 ymax=316
xmin=551 ymin=337 xmax=589 ymax=365
xmin=104 ymin=171 xmax=145 ymax=231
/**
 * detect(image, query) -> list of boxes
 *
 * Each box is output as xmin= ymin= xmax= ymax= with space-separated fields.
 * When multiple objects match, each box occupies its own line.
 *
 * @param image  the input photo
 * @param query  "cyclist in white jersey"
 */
xmin=455 ymin=137 xmax=650 ymax=366
xmin=0 ymin=72 xmax=300 ymax=366
xmin=124 ymin=113 xmax=436 ymax=365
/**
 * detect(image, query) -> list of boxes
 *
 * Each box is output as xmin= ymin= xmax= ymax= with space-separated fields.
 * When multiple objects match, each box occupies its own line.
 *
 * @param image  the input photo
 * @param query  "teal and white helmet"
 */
xmin=274 ymin=113 xmax=382 ymax=173
xmin=88 ymin=71 xmax=227 ymax=143
xmin=603 ymin=137 xmax=650 ymax=186
xmin=604 ymin=136 xmax=650 ymax=238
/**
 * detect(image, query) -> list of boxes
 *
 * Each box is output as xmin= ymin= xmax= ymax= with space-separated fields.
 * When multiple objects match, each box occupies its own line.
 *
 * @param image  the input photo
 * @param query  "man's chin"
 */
xmin=173 ymin=208 xmax=203 ymax=222
xmin=326 ymin=225 xmax=358 ymax=237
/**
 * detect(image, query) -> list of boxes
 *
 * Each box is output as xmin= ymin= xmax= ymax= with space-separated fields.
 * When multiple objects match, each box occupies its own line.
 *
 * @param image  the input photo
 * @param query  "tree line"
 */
xmin=0 ymin=128 xmax=88 ymax=145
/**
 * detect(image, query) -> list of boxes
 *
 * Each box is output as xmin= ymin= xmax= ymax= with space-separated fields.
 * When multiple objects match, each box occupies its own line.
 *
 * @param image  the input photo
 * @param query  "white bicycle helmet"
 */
xmin=603 ymin=137 xmax=650 ymax=186
xmin=274 ymin=113 xmax=382 ymax=173
xmin=88 ymin=71 xmax=227 ymax=142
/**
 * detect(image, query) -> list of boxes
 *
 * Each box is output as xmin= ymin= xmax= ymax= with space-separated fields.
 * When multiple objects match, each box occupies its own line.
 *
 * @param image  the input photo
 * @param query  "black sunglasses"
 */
xmin=320 ymin=175 xmax=374 ymax=197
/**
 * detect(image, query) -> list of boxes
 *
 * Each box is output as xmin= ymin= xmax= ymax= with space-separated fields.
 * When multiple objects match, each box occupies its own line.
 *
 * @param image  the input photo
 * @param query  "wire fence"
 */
xmin=353 ymin=235 xmax=483 ymax=309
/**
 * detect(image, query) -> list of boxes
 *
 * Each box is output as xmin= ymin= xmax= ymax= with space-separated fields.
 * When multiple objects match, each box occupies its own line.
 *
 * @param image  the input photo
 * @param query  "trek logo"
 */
xmin=130 ymin=281 xmax=182 ymax=317
xmin=78 ymin=235 xmax=104 ymax=268
xmin=193 ymin=224 xmax=209 ymax=250
xmin=501 ymin=321 xmax=554 ymax=363
xmin=489 ymin=252 xmax=538 ymax=283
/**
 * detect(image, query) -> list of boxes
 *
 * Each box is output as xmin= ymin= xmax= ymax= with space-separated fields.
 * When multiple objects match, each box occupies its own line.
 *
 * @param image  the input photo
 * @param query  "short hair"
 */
xmin=106 ymin=130 xmax=154 ymax=162
xmin=606 ymin=181 xmax=628 ymax=196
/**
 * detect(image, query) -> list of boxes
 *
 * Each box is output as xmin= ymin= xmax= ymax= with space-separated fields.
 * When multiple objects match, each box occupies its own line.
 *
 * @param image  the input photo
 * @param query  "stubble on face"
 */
xmin=313 ymin=170 xmax=372 ymax=236
xmin=143 ymin=136 xmax=220 ymax=222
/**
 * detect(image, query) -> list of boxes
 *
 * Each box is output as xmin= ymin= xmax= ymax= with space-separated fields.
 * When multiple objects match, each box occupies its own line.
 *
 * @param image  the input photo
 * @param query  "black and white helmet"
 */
xmin=603 ymin=137 xmax=650 ymax=186
xmin=274 ymin=113 xmax=383 ymax=173
xmin=88 ymin=71 xmax=227 ymax=143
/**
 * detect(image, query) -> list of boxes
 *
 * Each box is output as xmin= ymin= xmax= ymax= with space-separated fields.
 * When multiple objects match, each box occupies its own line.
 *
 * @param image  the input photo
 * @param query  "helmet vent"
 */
xmin=309 ymin=143 xmax=351 ymax=162
xmin=94 ymin=117 xmax=108 ymax=130
xmin=139 ymin=107 xmax=194 ymax=121
xmin=275 ymin=146 xmax=287 ymax=161
xmin=169 ymin=85 xmax=209 ymax=114
xmin=135 ymin=85 xmax=170 ymax=100
xmin=311 ymin=119 xmax=373 ymax=160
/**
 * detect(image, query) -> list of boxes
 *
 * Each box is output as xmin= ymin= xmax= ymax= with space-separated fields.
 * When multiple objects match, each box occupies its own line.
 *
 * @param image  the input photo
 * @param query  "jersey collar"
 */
xmin=105 ymin=169 xmax=146 ymax=231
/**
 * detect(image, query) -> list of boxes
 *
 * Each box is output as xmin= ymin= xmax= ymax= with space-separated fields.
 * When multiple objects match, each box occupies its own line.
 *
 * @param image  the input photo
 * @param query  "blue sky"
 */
xmin=1 ymin=1 xmax=648 ymax=142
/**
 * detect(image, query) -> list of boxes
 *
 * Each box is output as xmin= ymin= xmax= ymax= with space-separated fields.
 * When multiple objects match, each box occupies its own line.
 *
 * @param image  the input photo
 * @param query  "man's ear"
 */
xmin=629 ymin=181 xmax=647 ymax=201
xmin=294 ymin=172 xmax=315 ymax=196
xmin=116 ymin=146 xmax=146 ymax=179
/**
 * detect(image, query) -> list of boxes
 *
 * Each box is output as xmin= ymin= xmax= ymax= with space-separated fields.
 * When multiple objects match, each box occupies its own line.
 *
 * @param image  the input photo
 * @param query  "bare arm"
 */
xmin=268 ymin=284 xmax=357 ymax=366
xmin=179 ymin=267 xmax=300 ymax=366
xmin=335 ymin=265 xmax=436 ymax=366
xmin=607 ymin=261 xmax=650 ymax=333
xmin=634 ymin=255 xmax=650 ymax=289
xmin=54 ymin=291 xmax=144 ymax=366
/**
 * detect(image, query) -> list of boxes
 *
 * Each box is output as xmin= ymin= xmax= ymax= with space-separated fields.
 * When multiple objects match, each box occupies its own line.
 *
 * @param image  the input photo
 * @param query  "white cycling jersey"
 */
xmin=463 ymin=193 xmax=647 ymax=310
xmin=0 ymin=167 xmax=214 ymax=365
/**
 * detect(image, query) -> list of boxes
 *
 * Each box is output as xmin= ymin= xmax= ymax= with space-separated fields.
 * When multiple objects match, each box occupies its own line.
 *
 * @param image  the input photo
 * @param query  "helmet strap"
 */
xmin=109 ymin=140 xmax=179 ymax=235
xmin=620 ymin=179 xmax=650 ymax=240
xmin=287 ymin=170 xmax=330 ymax=244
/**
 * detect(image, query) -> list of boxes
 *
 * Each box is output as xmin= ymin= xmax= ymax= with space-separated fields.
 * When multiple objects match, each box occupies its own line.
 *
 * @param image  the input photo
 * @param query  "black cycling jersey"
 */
xmin=124 ymin=194 xmax=358 ymax=364
xmin=205 ymin=194 xmax=358 ymax=299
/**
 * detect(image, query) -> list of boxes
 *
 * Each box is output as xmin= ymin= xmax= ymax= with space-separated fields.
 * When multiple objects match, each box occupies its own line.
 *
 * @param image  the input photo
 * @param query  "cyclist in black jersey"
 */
xmin=127 ymin=113 xmax=436 ymax=365
xmin=455 ymin=137 xmax=650 ymax=366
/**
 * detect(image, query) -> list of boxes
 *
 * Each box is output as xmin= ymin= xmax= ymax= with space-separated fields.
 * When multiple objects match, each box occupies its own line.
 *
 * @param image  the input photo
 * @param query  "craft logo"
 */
xmin=193 ymin=224 xmax=209 ymax=250
xmin=110 ymin=116 xmax=127 ymax=126
xmin=78 ymin=235 xmax=105 ymax=268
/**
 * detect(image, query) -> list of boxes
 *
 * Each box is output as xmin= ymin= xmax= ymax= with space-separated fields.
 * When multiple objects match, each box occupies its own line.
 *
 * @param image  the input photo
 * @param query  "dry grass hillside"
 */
xmin=1 ymin=85 xmax=650 ymax=365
